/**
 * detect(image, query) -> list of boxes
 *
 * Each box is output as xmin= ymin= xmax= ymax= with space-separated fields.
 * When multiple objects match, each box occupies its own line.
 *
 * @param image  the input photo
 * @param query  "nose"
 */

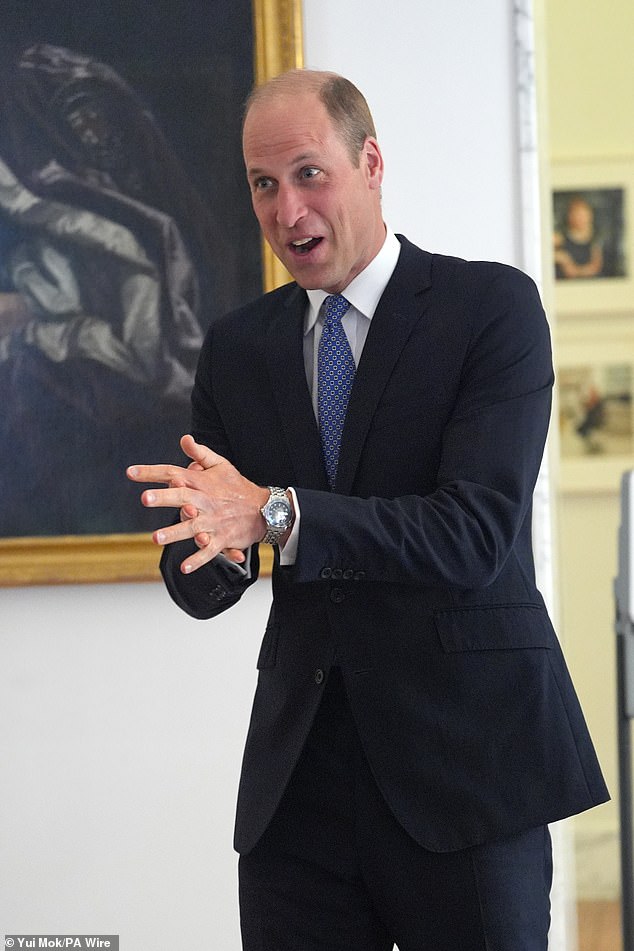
xmin=275 ymin=184 xmax=306 ymax=229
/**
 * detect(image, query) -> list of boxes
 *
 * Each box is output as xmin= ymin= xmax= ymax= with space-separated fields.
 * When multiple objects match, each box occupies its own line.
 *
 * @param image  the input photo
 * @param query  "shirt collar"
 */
xmin=304 ymin=228 xmax=401 ymax=334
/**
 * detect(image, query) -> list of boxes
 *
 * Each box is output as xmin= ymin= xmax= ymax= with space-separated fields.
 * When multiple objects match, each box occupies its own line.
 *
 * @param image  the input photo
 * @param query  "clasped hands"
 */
xmin=127 ymin=434 xmax=269 ymax=574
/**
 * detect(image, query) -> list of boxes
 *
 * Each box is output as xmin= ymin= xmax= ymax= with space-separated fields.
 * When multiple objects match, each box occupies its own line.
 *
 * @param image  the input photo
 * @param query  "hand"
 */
xmin=127 ymin=435 xmax=269 ymax=574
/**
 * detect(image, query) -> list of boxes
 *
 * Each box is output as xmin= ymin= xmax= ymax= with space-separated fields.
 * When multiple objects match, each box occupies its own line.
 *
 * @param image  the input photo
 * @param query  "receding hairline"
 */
xmin=244 ymin=68 xmax=342 ymax=111
xmin=243 ymin=69 xmax=377 ymax=164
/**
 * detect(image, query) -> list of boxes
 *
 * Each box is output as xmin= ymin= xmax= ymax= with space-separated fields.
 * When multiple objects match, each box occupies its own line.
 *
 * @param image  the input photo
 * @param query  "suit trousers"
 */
xmin=238 ymin=667 xmax=553 ymax=951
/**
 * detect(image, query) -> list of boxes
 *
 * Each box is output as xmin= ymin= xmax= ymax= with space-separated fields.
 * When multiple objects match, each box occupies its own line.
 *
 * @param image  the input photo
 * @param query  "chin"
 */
xmin=283 ymin=262 xmax=325 ymax=290
xmin=290 ymin=275 xmax=320 ymax=290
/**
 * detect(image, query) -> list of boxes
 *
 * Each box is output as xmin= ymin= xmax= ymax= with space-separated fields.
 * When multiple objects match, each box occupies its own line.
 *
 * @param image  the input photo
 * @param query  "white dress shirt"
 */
xmin=281 ymin=228 xmax=401 ymax=565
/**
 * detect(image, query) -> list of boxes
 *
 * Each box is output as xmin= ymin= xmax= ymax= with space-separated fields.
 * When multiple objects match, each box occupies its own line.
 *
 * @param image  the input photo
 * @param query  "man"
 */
xmin=128 ymin=70 xmax=608 ymax=951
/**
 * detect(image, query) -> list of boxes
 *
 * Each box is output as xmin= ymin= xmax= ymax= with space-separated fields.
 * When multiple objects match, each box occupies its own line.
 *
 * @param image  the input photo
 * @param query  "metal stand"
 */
xmin=616 ymin=612 xmax=634 ymax=950
xmin=616 ymin=472 xmax=634 ymax=950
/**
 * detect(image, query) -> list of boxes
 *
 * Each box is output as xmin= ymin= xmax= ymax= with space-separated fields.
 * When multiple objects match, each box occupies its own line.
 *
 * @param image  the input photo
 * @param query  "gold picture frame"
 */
xmin=0 ymin=0 xmax=303 ymax=586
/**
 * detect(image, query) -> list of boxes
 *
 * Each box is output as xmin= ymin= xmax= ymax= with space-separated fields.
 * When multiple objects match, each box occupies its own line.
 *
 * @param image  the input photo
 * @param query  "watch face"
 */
xmin=266 ymin=498 xmax=291 ymax=529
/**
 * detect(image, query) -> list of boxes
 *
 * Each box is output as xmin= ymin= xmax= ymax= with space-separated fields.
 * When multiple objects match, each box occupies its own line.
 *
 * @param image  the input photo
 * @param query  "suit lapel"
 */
xmin=265 ymin=284 xmax=329 ymax=489
xmin=335 ymin=238 xmax=434 ymax=494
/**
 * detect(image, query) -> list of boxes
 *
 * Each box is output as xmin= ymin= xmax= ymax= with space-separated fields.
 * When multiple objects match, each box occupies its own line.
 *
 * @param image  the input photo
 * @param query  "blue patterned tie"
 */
xmin=318 ymin=294 xmax=355 ymax=489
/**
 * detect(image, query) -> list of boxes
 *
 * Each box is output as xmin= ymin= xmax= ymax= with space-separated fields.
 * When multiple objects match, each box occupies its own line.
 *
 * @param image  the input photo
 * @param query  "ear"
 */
xmin=363 ymin=137 xmax=384 ymax=191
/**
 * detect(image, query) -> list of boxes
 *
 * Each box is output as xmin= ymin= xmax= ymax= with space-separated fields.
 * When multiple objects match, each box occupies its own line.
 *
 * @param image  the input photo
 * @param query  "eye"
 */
xmin=253 ymin=176 xmax=275 ymax=192
xmin=299 ymin=166 xmax=321 ymax=181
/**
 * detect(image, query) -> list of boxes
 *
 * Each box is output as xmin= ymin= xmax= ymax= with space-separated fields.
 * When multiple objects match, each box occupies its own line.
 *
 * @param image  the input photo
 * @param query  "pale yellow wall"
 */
xmin=546 ymin=0 xmax=634 ymax=159
xmin=545 ymin=0 xmax=634 ymax=898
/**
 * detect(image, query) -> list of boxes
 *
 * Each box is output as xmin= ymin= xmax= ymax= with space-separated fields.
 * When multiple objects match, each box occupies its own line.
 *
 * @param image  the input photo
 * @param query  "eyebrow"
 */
xmin=247 ymin=152 xmax=320 ymax=178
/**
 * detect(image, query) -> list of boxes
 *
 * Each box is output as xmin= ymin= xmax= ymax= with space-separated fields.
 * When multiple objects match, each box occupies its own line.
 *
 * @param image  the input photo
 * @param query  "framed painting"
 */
xmin=556 ymin=315 xmax=634 ymax=493
xmin=0 ymin=0 xmax=302 ymax=585
xmin=551 ymin=159 xmax=634 ymax=315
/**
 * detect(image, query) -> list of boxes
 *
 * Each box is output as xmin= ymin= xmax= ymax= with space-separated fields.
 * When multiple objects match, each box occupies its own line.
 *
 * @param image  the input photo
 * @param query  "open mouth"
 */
xmin=290 ymin=236 xmax=323 ymax=255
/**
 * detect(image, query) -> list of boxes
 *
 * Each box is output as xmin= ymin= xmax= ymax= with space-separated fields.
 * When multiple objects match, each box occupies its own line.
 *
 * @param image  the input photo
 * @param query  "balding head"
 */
xmin=244 ymin=69 xmax=377 ymax=167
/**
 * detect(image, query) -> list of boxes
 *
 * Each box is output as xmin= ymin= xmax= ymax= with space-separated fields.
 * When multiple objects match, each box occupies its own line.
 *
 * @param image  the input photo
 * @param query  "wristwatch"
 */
xmin=260 ymin=486 xmax=293 ymax=545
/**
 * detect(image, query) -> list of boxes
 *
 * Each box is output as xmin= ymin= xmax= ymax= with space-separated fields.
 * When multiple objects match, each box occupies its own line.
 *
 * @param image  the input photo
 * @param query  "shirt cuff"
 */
xmin=279 ymin=486 xmax=300 ymax=566
xmin=215 ymin=547 xmax=252 ymax=578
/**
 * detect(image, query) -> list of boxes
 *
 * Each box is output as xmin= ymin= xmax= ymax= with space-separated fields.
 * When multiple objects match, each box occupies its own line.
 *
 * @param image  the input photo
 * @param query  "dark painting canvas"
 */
xmin=0 ymin=0 xmax=260 ymax=536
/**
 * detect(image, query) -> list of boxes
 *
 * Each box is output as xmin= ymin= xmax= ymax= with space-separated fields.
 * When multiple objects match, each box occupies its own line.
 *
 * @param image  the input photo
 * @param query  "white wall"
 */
xmin=303 ymin=0 xmax=520 ymax=266
xmin=1 ymin=580 xmax=269 ymax=946
xmin=2 ymin=3 xmax=539 ymax=948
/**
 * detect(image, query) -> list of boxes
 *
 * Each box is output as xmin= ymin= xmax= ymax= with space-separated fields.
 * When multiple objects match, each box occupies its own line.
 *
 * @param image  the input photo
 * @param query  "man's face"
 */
xmin=243 ymin=91 xmax=385 ymax=294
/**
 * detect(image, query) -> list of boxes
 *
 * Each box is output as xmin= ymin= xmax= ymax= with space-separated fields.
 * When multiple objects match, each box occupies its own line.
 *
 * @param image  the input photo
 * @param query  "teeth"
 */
xmin=292 ymin=237 xmax=313 ymax=246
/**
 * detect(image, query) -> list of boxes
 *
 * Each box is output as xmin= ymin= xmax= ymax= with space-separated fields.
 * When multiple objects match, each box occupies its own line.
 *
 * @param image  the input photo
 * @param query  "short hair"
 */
xmin=244 ymin=69 xmax=377 ymax=167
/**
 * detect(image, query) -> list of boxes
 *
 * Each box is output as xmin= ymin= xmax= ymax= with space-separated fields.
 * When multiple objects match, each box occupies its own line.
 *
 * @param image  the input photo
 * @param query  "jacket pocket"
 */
xmin=434 ymin=604 xmax=555 ymax=653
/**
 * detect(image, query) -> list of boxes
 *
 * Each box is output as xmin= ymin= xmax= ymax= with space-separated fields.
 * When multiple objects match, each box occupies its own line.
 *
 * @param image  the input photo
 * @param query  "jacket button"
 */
xmin=332 ymin=568 xmax=343 ymax=580
xmin=353 ymin=571 xmax=366 ymax=582
xmin=320 ymin=567 xmax=332 ymax=579
xmin=210 ymin=584 xmax=227 ymax=600
xmin=343 ymin=569 xmax=354 ymax=580
xmin=330 ymin=587 xmax=345 ymax=604
xmin=314 ymin=668 xmax=324 ymax=685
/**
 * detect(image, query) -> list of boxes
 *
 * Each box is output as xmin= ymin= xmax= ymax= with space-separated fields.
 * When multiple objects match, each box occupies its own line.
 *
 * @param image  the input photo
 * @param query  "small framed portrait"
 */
xmin=559 ymin=364 xmax=632 ymax=458
xmin=553 ymin=189 xmax=626 ymax=280
xmin=556 ymin=317 xmax=634 ymax=492
xmin=551 ymin=160 xmax=634 ymax=315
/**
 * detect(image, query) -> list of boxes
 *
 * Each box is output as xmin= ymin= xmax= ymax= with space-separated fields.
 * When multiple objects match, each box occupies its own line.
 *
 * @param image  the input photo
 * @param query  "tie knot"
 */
xmin=323 ymin=294 xmax=350 ymax=327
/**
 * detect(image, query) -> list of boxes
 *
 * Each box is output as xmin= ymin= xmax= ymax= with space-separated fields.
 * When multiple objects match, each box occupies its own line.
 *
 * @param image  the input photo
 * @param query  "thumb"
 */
xmin=180 ymin=434 xmax=227 ymax=470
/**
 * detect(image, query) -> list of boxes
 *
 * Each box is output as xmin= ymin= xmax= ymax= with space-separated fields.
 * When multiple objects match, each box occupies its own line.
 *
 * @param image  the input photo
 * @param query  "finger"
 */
xmin=180 ymin=434 xmax=227 ymax=470
xmin=153 ymin=517 xmax=206 ymax=547
xmin=180 ymin=503 xmax=198 ymax=522
xmin=141 ymin=485 xmax=205 ymax=509
xmin=181 ymin=542 xmax=224 ymax=575
xmin=152 ymin=525 xmax=244 ymax=573
xmin=153 ymin=497 xmax=224 ymax=545
xmin=127 ymin=463 xmax=187 ymax=485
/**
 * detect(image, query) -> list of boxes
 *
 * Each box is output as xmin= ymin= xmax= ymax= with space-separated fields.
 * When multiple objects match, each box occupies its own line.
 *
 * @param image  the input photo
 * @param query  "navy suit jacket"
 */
xmin=161 ymin=235 xmax=609 ymax=854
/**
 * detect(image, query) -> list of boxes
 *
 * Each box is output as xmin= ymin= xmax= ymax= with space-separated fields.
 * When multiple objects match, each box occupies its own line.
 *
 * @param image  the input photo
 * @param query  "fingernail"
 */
xmin=127 ymin=466 xmax=138 ymax=477
xmin=183 ymin=563 xmax=193 ymax=574
xmin=155 ymin=531 xmax=165 ymax=544
xmin=145 ymin=492 xmax=156 ymax=504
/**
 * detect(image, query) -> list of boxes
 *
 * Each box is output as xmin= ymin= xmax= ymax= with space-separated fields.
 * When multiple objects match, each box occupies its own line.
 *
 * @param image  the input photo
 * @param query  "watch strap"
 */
xmin=261 ymin=486 xmax=292 ymax=545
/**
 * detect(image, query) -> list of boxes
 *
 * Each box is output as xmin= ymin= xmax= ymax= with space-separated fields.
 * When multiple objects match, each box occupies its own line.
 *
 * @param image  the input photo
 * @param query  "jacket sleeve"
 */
xmin=290 ymin=266 xmax=554 ymax=589
xmin=159 ymin=320 xmax=261 ymax=619
xmin=160 ymin=541 xmax=259 ymax=620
